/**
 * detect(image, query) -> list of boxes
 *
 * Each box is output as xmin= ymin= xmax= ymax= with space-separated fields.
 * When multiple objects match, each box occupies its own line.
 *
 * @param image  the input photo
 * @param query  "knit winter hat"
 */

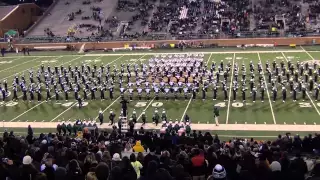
xmin=270 ymin=161 xmax=281 ymax=172
xmin=212 ymin=164 xmax=226 ymax=179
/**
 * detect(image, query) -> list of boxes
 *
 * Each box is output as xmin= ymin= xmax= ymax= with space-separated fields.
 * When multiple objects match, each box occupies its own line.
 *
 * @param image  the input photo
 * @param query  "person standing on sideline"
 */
xmin=120 ymin=97 xmax=129 ymax=117
xmin=99 ymin=109 xmax=104 ymax=125
xmin=214 ymin=106 xmax=220 ymax=126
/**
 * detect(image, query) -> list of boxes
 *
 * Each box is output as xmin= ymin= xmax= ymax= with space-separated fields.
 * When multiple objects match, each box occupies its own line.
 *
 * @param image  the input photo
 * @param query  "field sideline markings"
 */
xmin=10 ymin=55 xmax=104 ymax=122
xmin=206 ymin=53 xmax=213 ymax=66
xmin=180 ymin=96 xmax=193 ymax=122
xmin=136 ymin=97 xmax=156 ymax=121
xmin=50 ymin=54 xmax=128 ymax=122
xmin=0 ymin=55 xmax=64 ymax=82
xmin=283 ymin=51 xmax=320 ymax=116
xmin=83 ymin=50 xmax=320 ymax=56
xmin=0 ymin=57 xmax=42 ymax=73
xmin=258 ymin=53 xmax=277 ymax=124
xmin=5 ymin=55 xmax=89 ymax=101
xmin=225 ymin=53 xmax=235 ymax=124
xmin=94 ymin=96 xmax=122 ymax=121
xmin=10 ymin=102 xmax=44 ymax=122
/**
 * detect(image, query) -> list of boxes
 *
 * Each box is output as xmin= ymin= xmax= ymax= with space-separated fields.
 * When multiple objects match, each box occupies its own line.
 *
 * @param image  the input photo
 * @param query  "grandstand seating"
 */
xmin=27 ymin=0 xmax=117 ymax=37
xmin=18 ymin=0 xmax=320 ymax=40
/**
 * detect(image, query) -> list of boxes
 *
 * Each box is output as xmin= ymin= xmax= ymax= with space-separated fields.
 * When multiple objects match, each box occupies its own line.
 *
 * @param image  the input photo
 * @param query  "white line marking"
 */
xmin=180 ymin=96 xmax=193 ymax=122
xmin=282 ymin=51 xmax=320 ymax=116
xmin=226 ymin=53 xmax=235 ymax=124
xmin=10 ymin=102 xmax=44 ymax=122
xmin=0 ymin=55 xmax=65 ymax=82
xmin=0 ymin=57 xmax=42 ymax=73
xmin=49 ymin=55 xmax=126 ymax=122
xmin=94 ymin=96 xmax=122 ymax=121
xmin=258 ymin=53 xmax=277 ymax=124
xmin=206 ymin=53 xmax=213 ymax=66
xmin=50 ymin=103 xmax=77 ymax=122
xmin=137 ymin=97 xmax=156 ymax=121
xmin=300 ymin=46 xmax=314 ymax=58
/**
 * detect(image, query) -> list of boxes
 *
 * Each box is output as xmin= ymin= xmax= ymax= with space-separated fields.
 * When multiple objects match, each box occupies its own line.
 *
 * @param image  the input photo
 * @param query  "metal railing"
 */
xmin=18 ymin=30 xmax=320 ymax=43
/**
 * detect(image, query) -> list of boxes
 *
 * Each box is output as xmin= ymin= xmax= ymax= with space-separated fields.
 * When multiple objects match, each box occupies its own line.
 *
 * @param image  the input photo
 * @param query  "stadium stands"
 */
xmin=13 ymin=0 xmax=320 ymax=41
xmin=1 ymin=127 xmax=320 ymax=180
xmin=27 ymin=0 xmax=117 ymax=38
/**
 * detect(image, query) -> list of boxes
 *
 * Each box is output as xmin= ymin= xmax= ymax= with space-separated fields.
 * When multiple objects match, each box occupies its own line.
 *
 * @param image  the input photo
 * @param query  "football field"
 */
xmin=1 ymin=47 xmax=320 ymax=138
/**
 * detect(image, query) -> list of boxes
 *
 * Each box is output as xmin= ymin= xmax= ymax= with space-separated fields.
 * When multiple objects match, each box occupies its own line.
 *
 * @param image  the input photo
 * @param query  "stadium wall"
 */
xmin=0 ymin=3 xmax=42 ymax=37
xmin=0 ymin=36 xmax=318 ymax=49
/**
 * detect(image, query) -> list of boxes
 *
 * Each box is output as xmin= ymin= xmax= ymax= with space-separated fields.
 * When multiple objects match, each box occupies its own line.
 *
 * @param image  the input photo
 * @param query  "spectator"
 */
xmin=121 ymin=156 xmax=137 ymax=180
xmin=95 ymin=162 xmax=109 ymax=180
xmin=86 ymin=172 xmax=98 ymax=180
xmin=308 ymin=162 xmax=320 ymax=180
xmin=54 ymin=167 xmax=67 ymax=180
xmin=133 ymin=141 xmax=145 ymax=152
xmin=130 ymin=153 xmax=143 ymax=179
xmin=172 ymin=164 xmax=191 ymax=180
xmin=66 ymin=159 xmax=83 ymax=180
xmin=137 ymin=152 xmax=144 ymax=164
xmin=109 ymin=166 xmax=122 ymax=180
xmin=140 ymin=161 xmax=158 ymax=180
xmin=143 ymin=147 xmax=159 ymax=171
xmin=111 ymin=153 xmax=122 ymax=168
xmin=21 ymin=155 xmax=39 ymax=180
xmin=270 ymin=161 xmax=283 ymax=180
xmin=190 ymin=148 xmax=207 ymax=180
xmin=207 ymin=164 xmax=227 ymax=180
xmin=288 ymin=153 xmax=308 ymax=180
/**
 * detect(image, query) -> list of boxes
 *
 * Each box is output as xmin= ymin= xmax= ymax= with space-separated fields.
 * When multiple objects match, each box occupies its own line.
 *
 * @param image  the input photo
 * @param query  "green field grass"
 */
xmin=1 ymin=46 xmax=320 ymax=138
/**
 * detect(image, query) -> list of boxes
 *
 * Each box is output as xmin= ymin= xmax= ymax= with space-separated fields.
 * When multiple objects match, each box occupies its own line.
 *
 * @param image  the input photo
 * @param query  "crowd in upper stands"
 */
xmin=2 ymin=124 xmax=320 ymax=180
xmin=12 ymin=0 xmax=320 ymax=40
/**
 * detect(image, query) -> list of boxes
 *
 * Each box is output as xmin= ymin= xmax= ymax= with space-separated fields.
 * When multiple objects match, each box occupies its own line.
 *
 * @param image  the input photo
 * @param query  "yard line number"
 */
xmin=134 ymin=102 xmax=163 ymax=108
xmin=215 ymin=102 xmax=244 ymax=108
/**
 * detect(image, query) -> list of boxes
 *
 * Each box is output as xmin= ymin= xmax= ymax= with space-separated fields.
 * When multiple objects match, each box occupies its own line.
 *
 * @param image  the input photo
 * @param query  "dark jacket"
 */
xmin=20 ymin=164 xmax=39 ymax=180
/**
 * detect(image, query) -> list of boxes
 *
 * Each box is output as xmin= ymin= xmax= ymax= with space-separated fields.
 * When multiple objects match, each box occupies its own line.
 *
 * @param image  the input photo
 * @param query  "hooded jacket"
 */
xmin=133 ymin=141 xmax=145 ymax=153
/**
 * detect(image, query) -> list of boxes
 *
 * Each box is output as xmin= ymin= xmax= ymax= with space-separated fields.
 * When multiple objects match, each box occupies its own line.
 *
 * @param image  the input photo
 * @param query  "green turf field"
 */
xmin=1 ymin=46 xmax=320 ymax=138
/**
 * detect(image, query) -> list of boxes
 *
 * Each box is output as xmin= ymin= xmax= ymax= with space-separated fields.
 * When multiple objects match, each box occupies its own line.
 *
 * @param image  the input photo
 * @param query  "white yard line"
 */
xmin=180 ymin=96 xmax=193 ymax=122
xmin=225 ymin=53 xmax=235 ymax=124
xmin=5 ymin=55 xmax=89 ymax=91
xmin=10 ymin=102 xmax=45 ymax=122
xmin=49 ymin=55 xmax=126 ymax=122
xmin=300 ymin=46 xmax=314 ymax=58
xmin=50 ymin=102 xmax=78 ymax=122
xmin=94 ymin=96 xmax=122 ymax=121
xmin=137 ymin=97 xmax=156 ymax=121
xmin=206 ymin=53 xmax=213 ymax=66
xmin=282 ymin=51 xmax=320 ymax=116
xmin=0 ymin=57 xmax=42 ymax=73
xmin=0 ymin=55 xmax=65 ymax=82
xmin=84 ymin=50 xmax=320 ymax=56
xmin=258 ymin=53 xmax=277 ymax=124
xmin=9 ymin=55 xmax=102 ymax=122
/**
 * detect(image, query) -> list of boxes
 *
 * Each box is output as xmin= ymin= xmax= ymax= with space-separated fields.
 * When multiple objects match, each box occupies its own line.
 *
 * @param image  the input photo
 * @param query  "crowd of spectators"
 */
xmin=104 ymin=0 xmax=154 ymax=37
xmin=2 ymin=124 xmax=320 ymax=180
xmin=254 ymin=0 xmax=305 ymax=32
